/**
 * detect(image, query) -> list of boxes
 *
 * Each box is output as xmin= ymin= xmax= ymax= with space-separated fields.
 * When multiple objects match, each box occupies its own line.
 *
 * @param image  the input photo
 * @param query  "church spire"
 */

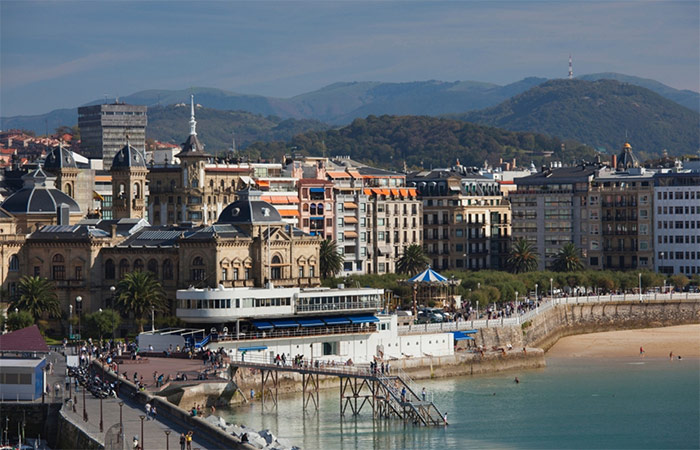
xmin=189 ymin=94 xmax=197 ymax=136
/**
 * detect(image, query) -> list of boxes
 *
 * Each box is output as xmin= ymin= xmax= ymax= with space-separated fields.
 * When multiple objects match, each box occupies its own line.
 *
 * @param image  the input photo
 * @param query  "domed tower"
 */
xmin=616 ymin=142 xmax=639 ymax=170
xmin=176 ymin=95 xmax=211 ymax=223
xmin=44 ymin=142 xmax=79 ymax=198
xmin=111 ymin=138 xmax=148 ymax=220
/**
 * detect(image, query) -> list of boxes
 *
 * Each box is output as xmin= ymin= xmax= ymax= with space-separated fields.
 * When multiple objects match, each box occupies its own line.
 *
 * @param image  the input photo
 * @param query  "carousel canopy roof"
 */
xmin=409 ymin=268 xmax=448 ymax=283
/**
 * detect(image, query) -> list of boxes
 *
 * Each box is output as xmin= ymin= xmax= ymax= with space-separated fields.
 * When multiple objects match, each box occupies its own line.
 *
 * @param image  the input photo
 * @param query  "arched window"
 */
xmin=271 ymin=255 xmax=282 ymax=280
xmin=147 ymin=259 xmax=158 ymax=277
xmin=303 ymin=204 xmax=309 ymax=212
xmin=209 ymin=179 xmax=214 ymax=189
xmin=309 ymin=204 xmax=317 ymax=215
xmin=191 ymin=256 xmax=206 ymax=281
xmin=65 ymin=183 xmax=72 ymax=197
xmin=162 ymin=259 xmax=173 ymax=280
xmin=220 ymin=180 xmax=225 ymax=189
xmin=9 ymin=254 xmax=19 ymax=271
xmin=119 ymin=259 xmax=129 ymax=279
xmin=105 ymin=259 xmax=115 ymax=279
xmin=52 ymin=254 xmax=65 ymax=280
xmin=133 ymin=259 xmax=144 ymax=271
xmin=118 ymin=183 xmax=126 ymax=199
xmin=133 ymin=183 xmax=141 ymax=199
xmin=317 ymin=203 xmax=324 ymax=214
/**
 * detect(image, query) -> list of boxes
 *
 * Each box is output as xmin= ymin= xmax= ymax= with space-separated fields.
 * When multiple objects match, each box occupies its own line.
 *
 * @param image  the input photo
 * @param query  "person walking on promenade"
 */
xmin=179 ymin=433 xmax=186 ymax=450
xmin=145 ymin=402 xmax=151 ymax=420
xmin=151 ymin=405 xmax=157 ymax=421
xmin=186 ymin=431 xmax=193 ymax=450
xmin=422 ymin=387 xmax=426 ymax=402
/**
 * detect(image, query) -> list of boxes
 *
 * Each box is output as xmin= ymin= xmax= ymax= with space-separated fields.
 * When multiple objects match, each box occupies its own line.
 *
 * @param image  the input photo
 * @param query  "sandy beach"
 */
xmin=546 ymin=324 xmax=700 ymax=358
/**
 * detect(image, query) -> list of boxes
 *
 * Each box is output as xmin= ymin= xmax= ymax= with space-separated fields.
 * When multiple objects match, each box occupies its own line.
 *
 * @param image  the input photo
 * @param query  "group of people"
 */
xmin=369 ymin=360 xmax=391 ymax=376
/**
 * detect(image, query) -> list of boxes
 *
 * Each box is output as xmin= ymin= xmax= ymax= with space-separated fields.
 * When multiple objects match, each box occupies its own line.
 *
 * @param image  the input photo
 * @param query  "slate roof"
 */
xmin=112 ymin=143 xmax=147 ymax=169
xmin=0 ymin=325 xmax=49 ymax=353
xmin=514 ymin=164 xmax=601 ymax=186
xmin=44 ymin=145 xmax=77 ymax=170
xmin=177 ymin=133 xmax=210 ymax=158
xmin=217 ymin=189 xmax=283 ymax=225
xmin=1 ymin=168 xmax=80 ymax=214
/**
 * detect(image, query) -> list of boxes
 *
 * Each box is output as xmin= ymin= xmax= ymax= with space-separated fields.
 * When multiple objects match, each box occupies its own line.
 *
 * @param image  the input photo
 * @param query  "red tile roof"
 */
xmin=0 ymin=325 xmax=49 ymax=353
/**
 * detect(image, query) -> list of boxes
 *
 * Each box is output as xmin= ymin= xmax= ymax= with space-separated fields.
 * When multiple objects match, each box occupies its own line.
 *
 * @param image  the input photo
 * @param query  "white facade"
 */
xmin=654 ymin=172 xmax=700 ymax=275
xmin=0 ymin=358 xmax=46 ymax=401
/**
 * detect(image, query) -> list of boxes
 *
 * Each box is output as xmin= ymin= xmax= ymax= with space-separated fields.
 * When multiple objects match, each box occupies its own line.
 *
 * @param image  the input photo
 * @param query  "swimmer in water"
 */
xmin=514 ymin=377 xmax=520 ymax=384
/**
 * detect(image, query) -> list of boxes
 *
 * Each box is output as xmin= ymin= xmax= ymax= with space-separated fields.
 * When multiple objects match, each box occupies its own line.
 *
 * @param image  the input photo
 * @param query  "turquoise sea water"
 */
xmin=222 ymin=357 xmax=700 ymax=449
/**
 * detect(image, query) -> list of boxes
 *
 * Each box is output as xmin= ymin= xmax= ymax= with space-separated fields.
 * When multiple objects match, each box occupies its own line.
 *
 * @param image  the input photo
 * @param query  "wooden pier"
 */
xmin=230 ymin=357 xmax=446 ymax=426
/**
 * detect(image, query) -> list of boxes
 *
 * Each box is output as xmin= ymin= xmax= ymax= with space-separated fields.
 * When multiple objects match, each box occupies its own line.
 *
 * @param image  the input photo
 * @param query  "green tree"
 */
xmin=319 ymin=239 xmax=343 ymax=279
xmin=2 ymin=310 xmax=34 ymax=331
xmin=84 ymin=309 xmax=121 ymax=339
xmin=396 ymin=244 xmax=430 ymax=276
xmin=552 ymin=243 xmax=584 ymax=272
xmin=507 ymin=239 xmax=539 ymax=274
xmin=9 ymin=276 xmax=60 ymax=321
xmin=669 ymin=274 xmax=689 ymax=291
xmin=115 ymin=271 xmax=167 ymax=332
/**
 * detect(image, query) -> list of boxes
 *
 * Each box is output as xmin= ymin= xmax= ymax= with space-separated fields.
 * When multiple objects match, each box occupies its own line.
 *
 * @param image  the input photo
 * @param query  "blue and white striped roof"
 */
xmin=409 ymin=268 xmax=448 ymax=283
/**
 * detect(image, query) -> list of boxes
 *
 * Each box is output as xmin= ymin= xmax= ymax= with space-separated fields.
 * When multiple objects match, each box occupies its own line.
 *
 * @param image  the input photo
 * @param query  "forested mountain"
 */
xmin=146 ymin=105 xmax=330 ymax=153
xmin=454 ymin=79 xmax=699 ymax=157
xmin=243 ymin=115 xmax=597 ymax=169
xmin=6 ymin=72 xmax=694 ymax=135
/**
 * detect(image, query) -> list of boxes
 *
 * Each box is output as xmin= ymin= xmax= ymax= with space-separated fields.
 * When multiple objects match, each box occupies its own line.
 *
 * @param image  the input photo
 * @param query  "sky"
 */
xmin=1 ymin=1 xmax=698 ymax=117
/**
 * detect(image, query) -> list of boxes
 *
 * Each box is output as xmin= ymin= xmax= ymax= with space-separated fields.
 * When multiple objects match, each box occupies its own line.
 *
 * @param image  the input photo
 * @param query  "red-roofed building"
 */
xmin=0 ymin=325 xmax=48 ymax=400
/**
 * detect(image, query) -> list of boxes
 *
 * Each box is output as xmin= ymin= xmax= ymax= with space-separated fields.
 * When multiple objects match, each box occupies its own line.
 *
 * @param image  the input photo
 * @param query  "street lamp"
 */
xmin=109 ymin=285 xmax=116 ymax=308
xmin=151 ymin=307 xmax=155 ymax=332
xmin=164 ymin=430 xmax=171 ymax=450
xmin=139 ymin=415 xmax=146 ymax=450
xmin=638 ymin=273 xmax=642 ymax=302
xmin=535 ymin=284 xmax=538 ymax=301
xmin=82 ymin=381 xmax=88 ymax=422
xmin=69 ymin=305 xmax=73 ymax=340
xmin=550 ymin=278 xmax=554 ymax=300
xmin=118 ymin=401 xmax=124 ymax=443
xmin=75 ymin=296 xmax=82 ymax=339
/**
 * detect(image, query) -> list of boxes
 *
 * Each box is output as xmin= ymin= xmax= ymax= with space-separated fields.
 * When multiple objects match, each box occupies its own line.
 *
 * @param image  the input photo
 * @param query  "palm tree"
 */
xmin=319 ymin=239 xmax=343 ymax=279
xmin=507 ymin=238 xmax=539 ymax=274
xmin=115 ymin=270 xmax=167 ymax=332
xmin=397 ymin=244 xmax=430 ymax=276
xmin=552 ymin=242 xmax=584 ymax=272
xmin=9 ymin=276 xmax=60 ymax=321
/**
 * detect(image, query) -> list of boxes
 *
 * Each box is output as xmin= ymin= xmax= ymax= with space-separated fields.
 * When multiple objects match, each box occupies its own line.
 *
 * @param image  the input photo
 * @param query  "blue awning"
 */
xmin=323 ymin=317 xmax=351 ymax=325
xmin=298 ymin=318 xmax=325 ymax=327
xmin=451 ymin=331 xmax=475 ymax=341
xmin=348 ymin=315 xmax=380 ymax=324
xmin=238 ymin=346 xmax=268 ymax=352
xmin=271 ymin=319 xmax=299 ymax=328
xmin=463 ymin=329 xmax=478 ymax=334
xmin=310 ymin=187 xmax=325 ymax=193
xmin=251 ymin=321 xmax=273 ymax=330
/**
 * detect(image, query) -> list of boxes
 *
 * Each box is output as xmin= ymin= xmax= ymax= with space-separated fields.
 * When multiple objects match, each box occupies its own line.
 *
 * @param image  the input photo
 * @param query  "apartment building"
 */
xmin=511 ymin=163 xmax=600 ymax=270
xmin=409 ymin=167 xmax=510 ymax=271
xmin=654 ymin=166 xmax=700 ymax=276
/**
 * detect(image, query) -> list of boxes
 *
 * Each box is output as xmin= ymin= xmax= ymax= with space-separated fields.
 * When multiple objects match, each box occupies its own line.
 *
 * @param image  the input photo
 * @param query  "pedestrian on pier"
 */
xmin=186 ymin=431 xmax=193 ymax=450
xmin=145 ymin=402 xmax=151 ymax=420
xmin=151 ymin=405 xmax=157 ymax=421
xmin=422 ymin=387 xmax=426 ymax=402
xmin=179 ymin=433 xmax=186 ymax=450
xmin=401 ymin=387 xmax=406 ymax=403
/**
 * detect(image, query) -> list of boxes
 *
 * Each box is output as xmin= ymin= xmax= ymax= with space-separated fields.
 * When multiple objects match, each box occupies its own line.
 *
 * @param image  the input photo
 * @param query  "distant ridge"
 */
xmin=454 ymin=79 xmax=700 ymax=156
xmin=2 ymin=72 xmax=697 ymax=135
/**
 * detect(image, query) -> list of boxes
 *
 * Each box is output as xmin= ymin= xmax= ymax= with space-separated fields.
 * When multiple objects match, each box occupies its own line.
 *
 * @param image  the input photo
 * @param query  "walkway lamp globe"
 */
xmin=164 ymin=430 xmax=171 ymax=450
xmin=75 ymin=296 xmax=82 ymax=338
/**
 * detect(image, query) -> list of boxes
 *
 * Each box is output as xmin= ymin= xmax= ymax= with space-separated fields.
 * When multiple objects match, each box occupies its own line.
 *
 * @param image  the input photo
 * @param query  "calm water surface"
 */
xmin=222 ymin=357 xmax=700 ymax=449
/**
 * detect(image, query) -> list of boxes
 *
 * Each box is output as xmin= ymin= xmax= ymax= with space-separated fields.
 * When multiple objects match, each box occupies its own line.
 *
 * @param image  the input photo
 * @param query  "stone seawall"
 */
xmin=523 ymin=300 xmax=700 ymax=351
xmin=56 ymin=409 xmax=104 ymax=450
xmin=0 ymin=402 xmax=62 ymax=449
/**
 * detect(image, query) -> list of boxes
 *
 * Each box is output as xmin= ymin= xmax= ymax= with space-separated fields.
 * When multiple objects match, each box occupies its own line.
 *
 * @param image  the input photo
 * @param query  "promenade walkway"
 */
xmin=60 ymin=354 xmax=217 ymax=450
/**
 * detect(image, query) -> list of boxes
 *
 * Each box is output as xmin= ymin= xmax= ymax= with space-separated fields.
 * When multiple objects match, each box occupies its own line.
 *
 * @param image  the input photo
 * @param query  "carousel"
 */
xmin=406 ymin=268 xmax=461 ymax=318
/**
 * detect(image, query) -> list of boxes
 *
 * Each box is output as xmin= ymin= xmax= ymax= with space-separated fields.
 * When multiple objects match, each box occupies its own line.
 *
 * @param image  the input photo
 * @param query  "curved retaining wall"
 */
xmin=523 ymin=300 xmax=700 ymax=351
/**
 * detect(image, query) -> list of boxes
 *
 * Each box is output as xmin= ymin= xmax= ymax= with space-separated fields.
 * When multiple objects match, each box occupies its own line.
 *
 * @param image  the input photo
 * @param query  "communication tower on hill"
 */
xmin=568 ymin=54 xmax=574 ymax=79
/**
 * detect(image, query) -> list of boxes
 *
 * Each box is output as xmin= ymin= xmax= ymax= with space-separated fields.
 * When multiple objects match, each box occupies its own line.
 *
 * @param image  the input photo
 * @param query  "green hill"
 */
xmin=244 ymin=115 xmax=597 ymax=169
xmin=454 ymin=79 xmax=700 ymax=157
xmin=146 ymin=105 xmax=330 ymax=153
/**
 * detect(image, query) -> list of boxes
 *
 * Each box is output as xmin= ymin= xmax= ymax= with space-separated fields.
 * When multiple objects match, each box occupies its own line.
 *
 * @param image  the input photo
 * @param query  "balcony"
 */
xmin=211 ymin=324 xmax=378 ymax=342
xmin=296 ymin=299 xmax=383 ymax=313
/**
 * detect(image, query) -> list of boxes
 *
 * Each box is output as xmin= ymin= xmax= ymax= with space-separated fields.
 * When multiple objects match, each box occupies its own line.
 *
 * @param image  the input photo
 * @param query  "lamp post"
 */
xmin=69 ymin=304 xmax=73 ymax=340
xmin=118 ymin=401 xmax=124 ymax=443
xmin=110 ymin=286 xmax=116 ymax=339
xmin=139 ymin=415 xmax=146 ymax=450
xmin=535 ymin=284 xmax=538 ymax=300
xmin=550 ymin=278 xmax=554 ymax=301
xmin=75 ymin=296 xmax=82 ymax=339
xmin=164 ymin=430 xmax=171 ymax=450
xmin=82 ymin=381 xmax=88 ymax=422
xmin=638 ymin=273 xmax=642 ymax=302
xmin=515 ymin=291 xmax=518 ymax=311
xmin=151 ymin=307 xmax=155 ymax=332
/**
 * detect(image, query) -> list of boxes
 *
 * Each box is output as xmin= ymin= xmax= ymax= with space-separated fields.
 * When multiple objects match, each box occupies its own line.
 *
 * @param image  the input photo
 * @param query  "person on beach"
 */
xmin=639 ymin=346 xmax=645 ymax=357
xmin=669 ymin=351 xmax=673 ymax=360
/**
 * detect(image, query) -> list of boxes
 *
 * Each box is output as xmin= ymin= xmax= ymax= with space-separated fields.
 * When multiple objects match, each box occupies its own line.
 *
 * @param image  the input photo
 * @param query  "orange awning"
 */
xmin=287 ymin=196 xmax=299 ymax=203
xmin=381 ymin=189 xmax=391 ymax=195
xmin=399 ymin=189 xmax=408 ymax=197
xmin=260 ymin=195 xmax=272 ymax=202
xmin=371 ymin=188 xmax=382 ymax=195
xmin=269 ymin=197 xmax=290 ymax=204
xmin=327 ymin=171 xmax=350 ymax=178
xmin=344 ymin=231 xmax=358 ymax=239
xmin=408 ymin=188 xmax=417 ymax=196
xmin=363 ymin=188 xmax=372 ymax=195
xmin=343 ymin=202 xmax=357 ymax=209
xmin=390 ymin=189 xmax=399 ymax=196
xmin=344 ymin=216 xmax=358 ymax=224
xmin=280 ymin=210 xmax=300 ymax=217
xmin=348 ymin=170 xmax=362 ymax=179
xmin=256 ymin=179 xmax=270 ymax=187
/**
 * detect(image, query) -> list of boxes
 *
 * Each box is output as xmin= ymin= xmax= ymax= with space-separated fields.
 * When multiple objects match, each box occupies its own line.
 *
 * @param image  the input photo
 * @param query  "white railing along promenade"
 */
xmin=398 ymin=292 xmax=700 ymax=335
